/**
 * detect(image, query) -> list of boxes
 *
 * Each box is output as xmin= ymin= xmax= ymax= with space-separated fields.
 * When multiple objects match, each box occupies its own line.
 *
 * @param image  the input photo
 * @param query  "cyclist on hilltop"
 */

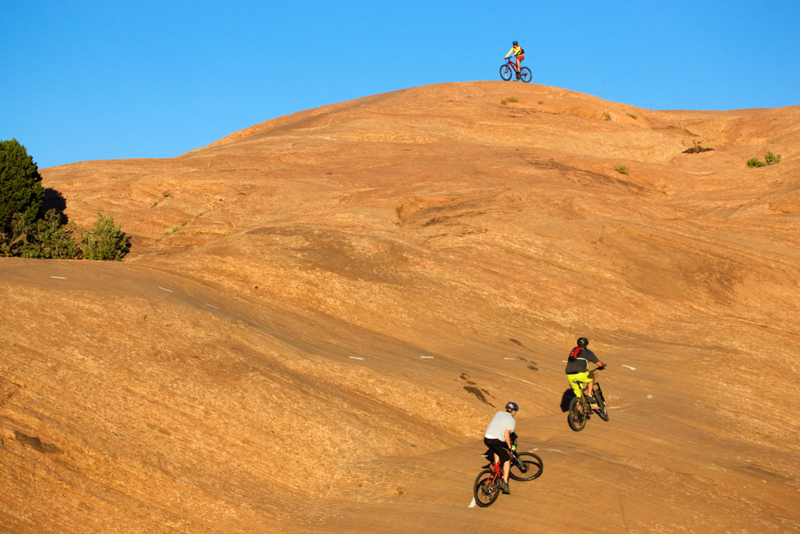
xmin=504 ymin=41 xmax=525 ymax=80
xmin=565 ymin=337 xmax=606 ymax=404
xmin=483 ymin=401 xmax=519 ymax=495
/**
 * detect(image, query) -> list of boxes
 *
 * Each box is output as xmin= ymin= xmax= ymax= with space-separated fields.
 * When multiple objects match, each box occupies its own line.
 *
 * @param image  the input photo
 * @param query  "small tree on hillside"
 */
xmin=18 ymin=210 xmax=78 ymax=259
xmin=0 ymin=139 xmax=45 ymax=232
xmin=81 ymin=210 xmax=129 ymax=261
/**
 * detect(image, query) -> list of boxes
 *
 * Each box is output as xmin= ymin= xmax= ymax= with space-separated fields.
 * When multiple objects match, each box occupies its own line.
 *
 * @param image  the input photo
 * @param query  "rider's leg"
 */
xmin=585 ymin=371 xmax=597 ymax=402
xmin=503 ymin=459 xmax=511 ymax=482
xmin=567 ymin=372 xmax=590 ymax=398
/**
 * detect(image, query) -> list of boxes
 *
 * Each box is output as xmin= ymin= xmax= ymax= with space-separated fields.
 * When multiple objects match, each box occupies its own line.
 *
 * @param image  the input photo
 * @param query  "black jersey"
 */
xmin=565 ymin=347 xmax=599 ymax=374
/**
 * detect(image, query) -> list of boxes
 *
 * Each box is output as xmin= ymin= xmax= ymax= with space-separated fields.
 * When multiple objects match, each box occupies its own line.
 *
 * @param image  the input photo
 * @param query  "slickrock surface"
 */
xmin=2 ymin=82 xmax=799 ymax=533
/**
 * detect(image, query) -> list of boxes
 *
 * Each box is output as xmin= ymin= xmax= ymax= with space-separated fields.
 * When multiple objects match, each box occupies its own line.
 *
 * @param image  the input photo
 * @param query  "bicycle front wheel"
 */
xmin=568 ymin=396 xmax=587 ymax=432
xmin=499 ymin=65 xmax=513 ymax=81
xmin=509 ymin=452 xmax=544 ymax=481
xmin=520 ymin=67 xmax=532 ymax=83
xmin=473 ymin=469 xmax=501 ymax=507
xmin=595 ymin=384 xmax=609 ymax=421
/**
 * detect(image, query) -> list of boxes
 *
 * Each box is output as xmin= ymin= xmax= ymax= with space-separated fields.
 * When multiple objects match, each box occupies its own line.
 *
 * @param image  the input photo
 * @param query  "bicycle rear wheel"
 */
xmin=568 ymin=396 xmax=587 ymax=432
xmin=473 ymin=469 xmax=501 ymax=507
xmin=509 ymin=452 xmax=544 ymax=481
xmin=520 ymin=67 xmax=532 ymax=83
xmin=595 ymin=384 xmax=609 ymax=421
xmin=499 ymin=65 xmax=513 ymax=81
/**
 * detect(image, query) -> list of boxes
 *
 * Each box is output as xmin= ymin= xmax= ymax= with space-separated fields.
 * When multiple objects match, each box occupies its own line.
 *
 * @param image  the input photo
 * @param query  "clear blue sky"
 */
xmin=3 ymin=0 xmax=799 ymax=169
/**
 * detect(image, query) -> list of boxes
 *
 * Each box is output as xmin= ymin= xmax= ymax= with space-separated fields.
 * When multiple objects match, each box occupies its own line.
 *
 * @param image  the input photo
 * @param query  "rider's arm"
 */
xmin=503 ymin=429 xmax=513 ymax=449
xmin=504 ymin=47 xmax=514 ymax=59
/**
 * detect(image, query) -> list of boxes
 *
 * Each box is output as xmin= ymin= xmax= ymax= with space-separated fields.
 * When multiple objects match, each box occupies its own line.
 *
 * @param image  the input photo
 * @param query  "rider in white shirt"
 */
xmin=483 ymin=401 xmax=519 ymax=494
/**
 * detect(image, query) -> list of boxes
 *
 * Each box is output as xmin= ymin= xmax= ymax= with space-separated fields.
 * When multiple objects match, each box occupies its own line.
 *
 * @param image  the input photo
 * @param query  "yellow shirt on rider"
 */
xmin=505 ymin=45 xmax=523 ymax=59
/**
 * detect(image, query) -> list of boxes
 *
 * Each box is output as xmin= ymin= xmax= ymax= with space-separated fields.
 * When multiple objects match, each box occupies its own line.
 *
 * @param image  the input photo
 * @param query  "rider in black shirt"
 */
xmin=565 ymin=337 xmax=605 ymax=403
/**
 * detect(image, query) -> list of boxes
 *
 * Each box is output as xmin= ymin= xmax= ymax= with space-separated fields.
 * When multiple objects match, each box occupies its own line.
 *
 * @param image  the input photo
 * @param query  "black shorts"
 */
xmin=484 ymin=437 xmax=510 ymax=463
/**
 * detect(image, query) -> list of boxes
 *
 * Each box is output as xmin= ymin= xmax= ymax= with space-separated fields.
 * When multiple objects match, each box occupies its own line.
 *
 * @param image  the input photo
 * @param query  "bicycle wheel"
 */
xmin=595 ymin=384 xmax=609 ymax=421
xmin=499 ymin=65 xmax=513 ymax=81
xmin=568 ymin=396 xmax=587 ymax=432
xmin=520 ymin=67 xmax=532 ymax=83
xmin=473 ymin=469 xmax=501 ymax=507
xmin=509 ymin=452 xmax=544 ymax=481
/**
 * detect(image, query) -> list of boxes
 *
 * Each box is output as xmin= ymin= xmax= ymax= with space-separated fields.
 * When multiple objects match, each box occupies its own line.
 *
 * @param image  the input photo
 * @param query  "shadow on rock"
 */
xmin=43 ymin=188 xmax=68 ymax=220
xmin=560 ymin=389 xmax=576 ymax=413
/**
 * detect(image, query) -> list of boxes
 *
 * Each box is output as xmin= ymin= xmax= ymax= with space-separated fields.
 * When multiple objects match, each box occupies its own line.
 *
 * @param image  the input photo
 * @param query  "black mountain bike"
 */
xmin=568 ymin=367 xmax=609 ymax=432
xmin=473 ymin=438 xmax=544 ymax=507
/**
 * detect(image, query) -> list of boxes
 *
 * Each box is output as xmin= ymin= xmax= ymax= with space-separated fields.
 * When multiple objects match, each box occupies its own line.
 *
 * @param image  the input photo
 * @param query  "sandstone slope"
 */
xmin=2 ymin=81 xmax=799 ymax=533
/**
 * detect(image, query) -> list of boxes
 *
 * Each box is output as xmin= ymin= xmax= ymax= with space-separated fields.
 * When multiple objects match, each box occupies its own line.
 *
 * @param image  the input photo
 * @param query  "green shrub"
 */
xmin=747 ymin=152 xmax=782 ymax=168
xmin=614 ymin=164 xmax=629 ymax=175
xmin=81 ymin=210 xmax=129 ymax=261
xmin=0 ymin=209 xmax=77 ymax=258
xmin=0 ymin=140 xmax=128 ymax=261
xmin=0 ymin=214 xmax=26 ymax=257
xmin=626 ymin=112 xmax=638 ymax=119
xmin=0 ymin=140 xmax=76 ymax=258
xmin=0 ymin=139 xmax=45 ymax=233
xmin=19 ymin=210 xmax=77 ymax=259
xmin=765 ymin=152 xmax=781 ymax=165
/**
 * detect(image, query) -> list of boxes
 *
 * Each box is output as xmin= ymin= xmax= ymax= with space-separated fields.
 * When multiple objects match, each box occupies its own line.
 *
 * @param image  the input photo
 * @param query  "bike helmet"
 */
xmin=577 ymin=337 xmax=589 ymax=347
xmin=513 ymin=41 xmax=518 ymax=46
xmin=505 ymin=401 xmax=519 ymax=412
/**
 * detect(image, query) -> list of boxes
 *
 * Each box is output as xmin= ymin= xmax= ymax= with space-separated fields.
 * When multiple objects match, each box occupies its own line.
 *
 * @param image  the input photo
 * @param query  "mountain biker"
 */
xmin=504 ymin=41 xmax=525 ymax=79
xmin=565 ymin=337 xmax=606 ymax=404
xmin=483 ymin=401 xmax=519 ymax=494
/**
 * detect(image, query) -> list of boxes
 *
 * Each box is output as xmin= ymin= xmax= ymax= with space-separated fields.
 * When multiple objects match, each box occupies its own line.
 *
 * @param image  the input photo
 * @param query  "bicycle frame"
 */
xmin=571 ymin=367 xmax=603 ymax=397
xmin=504 ymin=56 xmax=522 ymax=73
xmin=485 ymin=438 xmax=526 ymax=476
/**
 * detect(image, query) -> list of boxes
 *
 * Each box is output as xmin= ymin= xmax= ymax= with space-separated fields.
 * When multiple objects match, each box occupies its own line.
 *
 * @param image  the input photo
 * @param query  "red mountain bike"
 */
xmin=472 ymin=438 xmax=543 ymax=507
xmin=500 ymin=57 xmax=531 ymax=83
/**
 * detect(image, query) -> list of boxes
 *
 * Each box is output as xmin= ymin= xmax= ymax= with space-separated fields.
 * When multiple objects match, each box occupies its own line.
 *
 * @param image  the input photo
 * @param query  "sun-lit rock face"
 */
xmin=2 ymin=82 xmax=799 ymax=533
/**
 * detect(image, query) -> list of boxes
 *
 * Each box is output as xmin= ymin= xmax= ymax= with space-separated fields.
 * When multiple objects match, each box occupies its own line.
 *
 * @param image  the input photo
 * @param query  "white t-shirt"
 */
xmin=484 ymin=411 xmax=516 ymax=440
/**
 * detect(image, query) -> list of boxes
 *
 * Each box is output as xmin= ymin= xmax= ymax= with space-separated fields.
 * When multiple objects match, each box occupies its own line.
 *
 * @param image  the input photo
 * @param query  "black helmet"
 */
xmin=513 ymin=41 xmax=518 ymax=46
xmin=505 ymin=401 xmax=519 ymax=412
xmin=577 ymin=337 xmax=589 ymax=347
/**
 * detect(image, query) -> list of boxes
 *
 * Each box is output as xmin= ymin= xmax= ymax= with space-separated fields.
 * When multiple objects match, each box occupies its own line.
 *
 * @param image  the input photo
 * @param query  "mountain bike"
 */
xmin=473 ymin=438 xmax=544 ymax=507
xmin=567 ymin=367 xmax=609 ymax=432
xmin=500 ymin=57 xmax=532 ymax=83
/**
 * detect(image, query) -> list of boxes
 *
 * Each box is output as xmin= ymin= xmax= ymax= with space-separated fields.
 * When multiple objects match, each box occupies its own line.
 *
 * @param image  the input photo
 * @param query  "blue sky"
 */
xmin=3 ymin=0 xmax=799 ymax=169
